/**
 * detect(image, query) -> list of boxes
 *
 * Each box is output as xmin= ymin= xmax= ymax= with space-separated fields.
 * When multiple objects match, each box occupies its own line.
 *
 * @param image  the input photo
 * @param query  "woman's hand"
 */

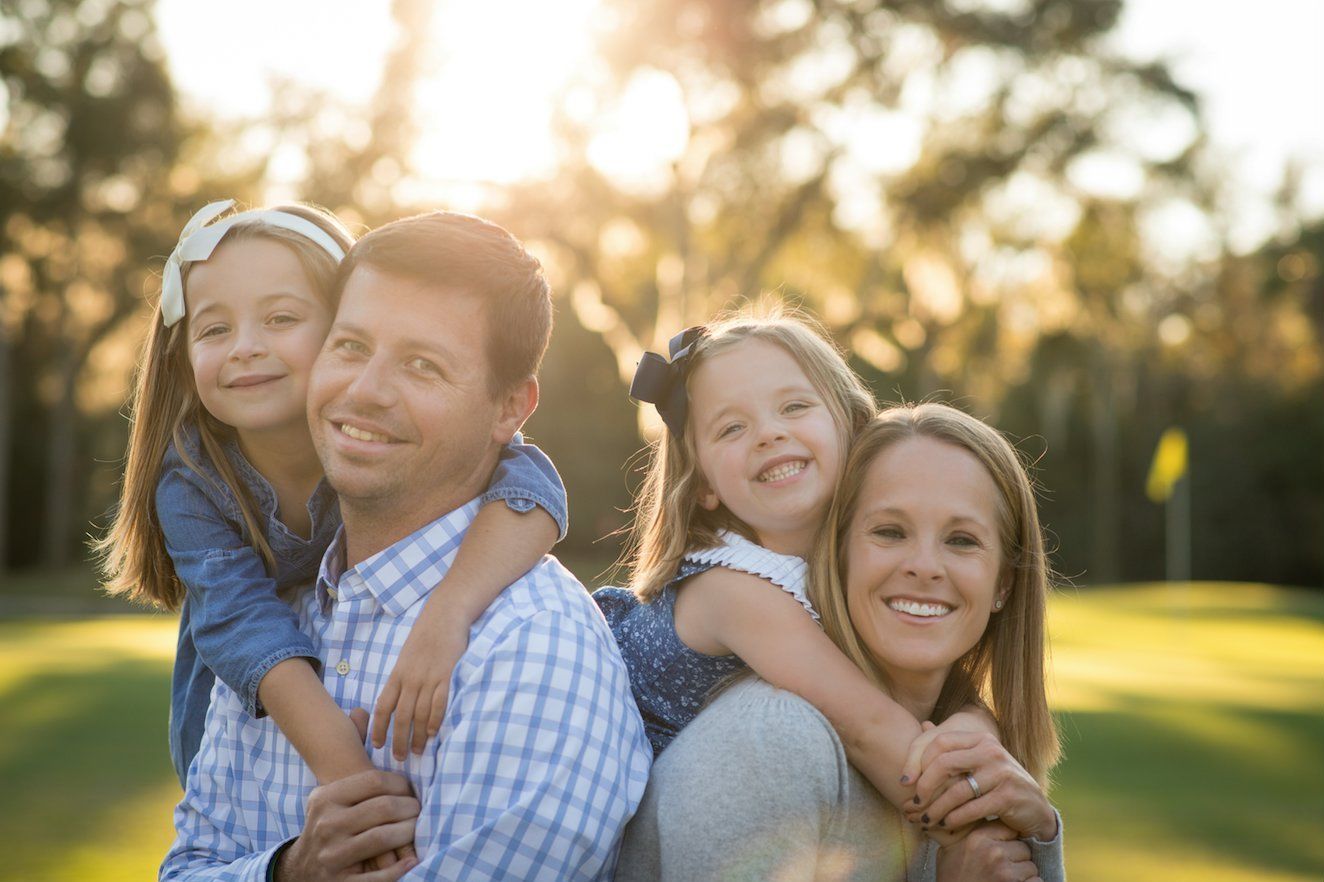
xmin=371 ymin=613 xmax=471 ymax=761
xmin=906 ymin=730 xmax=1057 ymax=841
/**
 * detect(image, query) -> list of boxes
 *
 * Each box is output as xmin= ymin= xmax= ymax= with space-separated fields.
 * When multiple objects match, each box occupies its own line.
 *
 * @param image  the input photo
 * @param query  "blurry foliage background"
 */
xmin=0 ymin=0 xmax=1321 ymax=588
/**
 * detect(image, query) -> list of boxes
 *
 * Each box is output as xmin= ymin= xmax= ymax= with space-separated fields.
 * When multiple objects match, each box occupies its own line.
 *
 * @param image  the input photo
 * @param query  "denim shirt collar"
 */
xmin=315 ymin=497 xmax=484 ymax=617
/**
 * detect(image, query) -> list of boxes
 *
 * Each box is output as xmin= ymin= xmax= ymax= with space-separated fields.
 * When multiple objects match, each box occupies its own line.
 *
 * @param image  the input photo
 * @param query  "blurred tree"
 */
xmin=0 ymin=0 xmax=256 ymax=569
xmin=485 ymin=0 xmax=1207 ymax=580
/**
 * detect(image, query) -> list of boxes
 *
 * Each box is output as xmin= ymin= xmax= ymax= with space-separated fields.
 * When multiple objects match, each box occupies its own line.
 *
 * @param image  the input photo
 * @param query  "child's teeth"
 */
xmin=342 ymin=424 xmax=390 ymax=443
xmin=759 ymin=461 xmax=806 ymax=482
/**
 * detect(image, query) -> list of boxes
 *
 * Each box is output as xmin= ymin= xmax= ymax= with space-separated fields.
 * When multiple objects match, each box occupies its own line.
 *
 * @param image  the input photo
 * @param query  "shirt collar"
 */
xmin=315 ymin=497 xmax=484 ymax=617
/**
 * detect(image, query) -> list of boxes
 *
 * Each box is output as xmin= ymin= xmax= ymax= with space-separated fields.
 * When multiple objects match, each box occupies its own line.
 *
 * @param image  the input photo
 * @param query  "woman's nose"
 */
xmin=904 ymin=542 xmax=943 ymax=581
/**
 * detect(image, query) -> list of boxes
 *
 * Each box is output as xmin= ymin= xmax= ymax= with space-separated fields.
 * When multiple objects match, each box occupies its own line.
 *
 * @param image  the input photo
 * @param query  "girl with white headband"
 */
xmin=96 ymin=202 xmax=569 ymax=824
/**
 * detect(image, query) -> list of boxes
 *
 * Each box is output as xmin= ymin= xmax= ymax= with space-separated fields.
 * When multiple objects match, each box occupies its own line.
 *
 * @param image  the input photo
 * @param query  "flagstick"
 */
xmin=1166 ymin=471 xmax=1191 ymax=583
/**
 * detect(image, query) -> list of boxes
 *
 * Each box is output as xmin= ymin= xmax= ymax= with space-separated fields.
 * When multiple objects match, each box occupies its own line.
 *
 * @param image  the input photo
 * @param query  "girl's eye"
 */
xmin=717 ymin=422 xmax=743 ymax=439
xmin=197 ymin=324 xmax=228 ymax=339
xmin=269 ymin=313 xmax=299 ymax=326
xmin=783 ymin=401 xmax=810 ymax=414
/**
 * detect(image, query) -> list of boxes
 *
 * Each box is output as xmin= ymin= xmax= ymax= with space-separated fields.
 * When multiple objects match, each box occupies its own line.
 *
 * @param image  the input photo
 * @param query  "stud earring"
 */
xmin=994 ymin=599 xmax=1005 ymax=610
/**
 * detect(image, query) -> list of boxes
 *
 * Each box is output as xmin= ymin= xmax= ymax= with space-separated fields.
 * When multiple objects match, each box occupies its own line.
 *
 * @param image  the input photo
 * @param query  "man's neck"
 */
xmin=340 ymin=490 xmax=476 ymax=568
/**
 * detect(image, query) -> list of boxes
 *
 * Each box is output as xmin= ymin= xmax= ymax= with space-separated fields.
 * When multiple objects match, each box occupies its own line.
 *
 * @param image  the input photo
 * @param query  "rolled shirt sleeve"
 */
xmin=481 ymin=434 xmax=569 ymax=541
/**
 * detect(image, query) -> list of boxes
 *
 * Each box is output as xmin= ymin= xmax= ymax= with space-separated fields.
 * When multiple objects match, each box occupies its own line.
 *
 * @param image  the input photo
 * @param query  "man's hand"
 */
xmin=936 ymin=822 xmax=1042 ymax=882
xmin=274 ymin=768 xmax=420 ymax=881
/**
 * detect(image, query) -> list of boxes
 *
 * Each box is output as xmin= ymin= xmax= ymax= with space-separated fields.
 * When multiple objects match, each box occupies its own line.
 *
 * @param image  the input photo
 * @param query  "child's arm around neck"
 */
xmin=673 ymin=565 xmax=993 ymax=820
xmin=368 ymin=500 xmax=560 ymax=759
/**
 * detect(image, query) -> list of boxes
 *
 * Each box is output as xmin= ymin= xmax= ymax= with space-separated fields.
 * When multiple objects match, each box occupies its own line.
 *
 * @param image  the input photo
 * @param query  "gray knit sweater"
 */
xmin=616 ymin=678 xmax=1066 ymax=882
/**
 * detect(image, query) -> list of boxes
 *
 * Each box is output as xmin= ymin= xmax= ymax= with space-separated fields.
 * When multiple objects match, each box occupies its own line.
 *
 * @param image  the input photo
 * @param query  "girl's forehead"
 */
xmin=184 ymin=237 xmax=320 ymax=311
xmin=694 ymin=337 xmax=809 ymax=389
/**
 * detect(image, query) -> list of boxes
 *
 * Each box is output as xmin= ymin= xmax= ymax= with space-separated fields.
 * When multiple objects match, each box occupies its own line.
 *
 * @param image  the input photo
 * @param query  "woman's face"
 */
xmin=843 ymin=436 xmax=1008 ymax=682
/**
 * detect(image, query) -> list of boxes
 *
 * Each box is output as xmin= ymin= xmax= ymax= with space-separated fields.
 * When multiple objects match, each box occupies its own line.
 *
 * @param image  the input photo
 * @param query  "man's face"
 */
xmin=307 ymin=264 xmax=506 ymax=514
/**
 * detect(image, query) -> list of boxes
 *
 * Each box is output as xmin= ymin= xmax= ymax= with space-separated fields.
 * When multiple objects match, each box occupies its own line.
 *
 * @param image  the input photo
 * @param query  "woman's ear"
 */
xmin=993 ymin=574 xmax=1012 ymax=612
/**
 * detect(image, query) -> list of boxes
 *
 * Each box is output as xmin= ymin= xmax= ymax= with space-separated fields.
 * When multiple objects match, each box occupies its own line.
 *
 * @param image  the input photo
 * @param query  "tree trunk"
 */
xmin=0 ymin=317 xmax=10 ymax=570
xmin=41 ymin=336 xmax=79 ymax=569
xmin=1088 ymin=347 xmax=1119 ymax=584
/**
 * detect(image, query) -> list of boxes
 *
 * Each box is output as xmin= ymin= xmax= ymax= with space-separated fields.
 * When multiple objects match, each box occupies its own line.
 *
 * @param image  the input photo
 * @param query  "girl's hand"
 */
xmin=347 ymin=708 xmax=419 ymax=873
xmin=371 ymin=614 xmax=471 ymax=761
xmin=901 ymin=712 xmax=998 ymax=788
xmin=906 ymin=730 xmax=1057 ymax=841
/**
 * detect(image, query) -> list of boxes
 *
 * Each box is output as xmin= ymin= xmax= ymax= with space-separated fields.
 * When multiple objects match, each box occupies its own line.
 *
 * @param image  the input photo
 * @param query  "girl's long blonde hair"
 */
xmin=94 ymin=203 xmax=354 ymax=610
xmin=623 ymin=307 xmax=876 ymax=603
xmin=809 ymin=403 xmax=1062 ymax=786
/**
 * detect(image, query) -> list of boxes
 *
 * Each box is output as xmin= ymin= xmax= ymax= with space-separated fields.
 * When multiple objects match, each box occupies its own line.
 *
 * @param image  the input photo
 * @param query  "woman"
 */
xmin=616 ymin=403 xmax=1066 ymax=881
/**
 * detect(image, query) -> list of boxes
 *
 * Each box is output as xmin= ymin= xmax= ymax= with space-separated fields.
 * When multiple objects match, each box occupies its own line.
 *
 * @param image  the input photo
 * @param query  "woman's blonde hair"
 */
xmin=94 ymin=203 xmax=354 ymax=610
xmin=623 ymin=306 xmax=876 ymax=603
xmin=809 ymin=402 xmax=1061 ymax=786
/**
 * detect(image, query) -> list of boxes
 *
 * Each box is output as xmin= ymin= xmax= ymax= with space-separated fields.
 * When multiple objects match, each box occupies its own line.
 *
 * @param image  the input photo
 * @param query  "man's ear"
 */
xmin=492 ymin=376 xmax=539 ymax=445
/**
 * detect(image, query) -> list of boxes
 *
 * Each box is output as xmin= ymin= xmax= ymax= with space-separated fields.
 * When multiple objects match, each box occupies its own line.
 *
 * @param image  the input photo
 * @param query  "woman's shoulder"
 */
xmin=677 ymin=679 xmax=844 ymax=764
xmin=653 ymin=678 xmax=851 ymax=809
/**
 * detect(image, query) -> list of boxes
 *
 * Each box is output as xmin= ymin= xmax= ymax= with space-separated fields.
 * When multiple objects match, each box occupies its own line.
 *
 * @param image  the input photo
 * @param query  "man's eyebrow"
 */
xmin=328 ymin=320 xmax=370 ymax=338
xmin=399 ymin=335 xmax=460 ymax=369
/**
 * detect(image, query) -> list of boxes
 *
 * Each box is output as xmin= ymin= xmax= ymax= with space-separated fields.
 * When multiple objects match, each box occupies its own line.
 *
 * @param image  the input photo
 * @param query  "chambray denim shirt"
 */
xmin=156 ymin=422 xmax=568 ymax=787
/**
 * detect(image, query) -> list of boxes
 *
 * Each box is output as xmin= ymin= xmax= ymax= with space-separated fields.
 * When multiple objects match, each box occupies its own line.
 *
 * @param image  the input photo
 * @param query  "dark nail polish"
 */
xmin=899 ymin=775 xmax=911 ymax=785
xmin=938 ymin=819 xmax=946 ymax=827
xmin=912 ymin=795 xmax=921 ymax=805
xmin=921 ymin=814 xmax=930 ymax=824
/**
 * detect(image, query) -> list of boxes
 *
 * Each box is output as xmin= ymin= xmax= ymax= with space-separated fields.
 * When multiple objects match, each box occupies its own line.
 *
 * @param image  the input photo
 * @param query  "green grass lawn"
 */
xmin=1 ymin=582 xmax=1321 ymax=881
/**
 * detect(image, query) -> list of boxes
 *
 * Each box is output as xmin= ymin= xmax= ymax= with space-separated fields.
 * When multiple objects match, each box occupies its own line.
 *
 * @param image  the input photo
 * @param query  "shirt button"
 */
xmin=335 ymin=660 xmax=351 ymax=676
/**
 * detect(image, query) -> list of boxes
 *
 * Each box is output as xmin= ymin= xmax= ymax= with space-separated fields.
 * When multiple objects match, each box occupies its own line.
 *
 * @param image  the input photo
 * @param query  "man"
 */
xmin=161 ymin=211 xmax=652 ymax=881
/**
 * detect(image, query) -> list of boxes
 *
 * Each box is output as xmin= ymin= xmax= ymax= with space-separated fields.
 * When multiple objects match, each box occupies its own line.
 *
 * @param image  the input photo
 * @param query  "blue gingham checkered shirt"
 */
xmin=161 ymin=497 xmax=652 ymax=881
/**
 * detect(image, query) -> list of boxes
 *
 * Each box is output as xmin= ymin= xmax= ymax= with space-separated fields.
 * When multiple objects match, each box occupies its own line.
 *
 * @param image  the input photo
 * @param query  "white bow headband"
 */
xmin=160 ymin=199 xmax=347 ymax=327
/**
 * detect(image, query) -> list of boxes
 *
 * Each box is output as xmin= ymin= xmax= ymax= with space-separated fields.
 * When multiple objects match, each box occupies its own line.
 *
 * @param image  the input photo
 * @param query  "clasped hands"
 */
xmin=902 ymin=723 xmax=1057 ymax=882
xmin=275 ymin=709 xmax=420 ymax=882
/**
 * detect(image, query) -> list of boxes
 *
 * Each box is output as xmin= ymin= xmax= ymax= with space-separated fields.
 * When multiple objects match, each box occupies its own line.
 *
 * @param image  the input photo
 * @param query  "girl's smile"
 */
xmin=689 ymin=338 xmax=845 ymax=557
xmin=185 ymin=237 xmax=333 ymax=438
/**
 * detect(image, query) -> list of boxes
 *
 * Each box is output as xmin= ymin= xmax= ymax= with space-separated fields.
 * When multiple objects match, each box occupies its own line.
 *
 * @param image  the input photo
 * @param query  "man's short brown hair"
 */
xmin=336 ymin=211 xmax=552 ymax=395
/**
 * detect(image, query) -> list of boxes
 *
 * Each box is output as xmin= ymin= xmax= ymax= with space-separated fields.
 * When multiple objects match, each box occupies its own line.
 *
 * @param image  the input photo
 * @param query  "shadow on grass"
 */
xmin=1054 ymin=702 xmax=1324 ymax=877
xmin=0 ymin=659 xmax=177 ymax=879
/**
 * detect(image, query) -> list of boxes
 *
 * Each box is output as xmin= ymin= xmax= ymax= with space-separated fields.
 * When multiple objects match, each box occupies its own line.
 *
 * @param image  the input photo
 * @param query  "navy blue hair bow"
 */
xmin=630 ymin=326 xmax=707 ymax=438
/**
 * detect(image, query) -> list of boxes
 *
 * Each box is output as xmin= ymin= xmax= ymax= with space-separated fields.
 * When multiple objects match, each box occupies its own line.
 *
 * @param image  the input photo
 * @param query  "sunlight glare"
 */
xmin=586 ymin=69 xmax=691 ymax=195
xmin=411 ymin=0 xmax=602 ymax=186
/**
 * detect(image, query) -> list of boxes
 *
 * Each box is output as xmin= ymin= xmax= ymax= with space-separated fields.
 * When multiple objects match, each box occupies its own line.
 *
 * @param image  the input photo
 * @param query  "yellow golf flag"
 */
xmin=1146 ymin=428 xmax=1188 ymax=503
